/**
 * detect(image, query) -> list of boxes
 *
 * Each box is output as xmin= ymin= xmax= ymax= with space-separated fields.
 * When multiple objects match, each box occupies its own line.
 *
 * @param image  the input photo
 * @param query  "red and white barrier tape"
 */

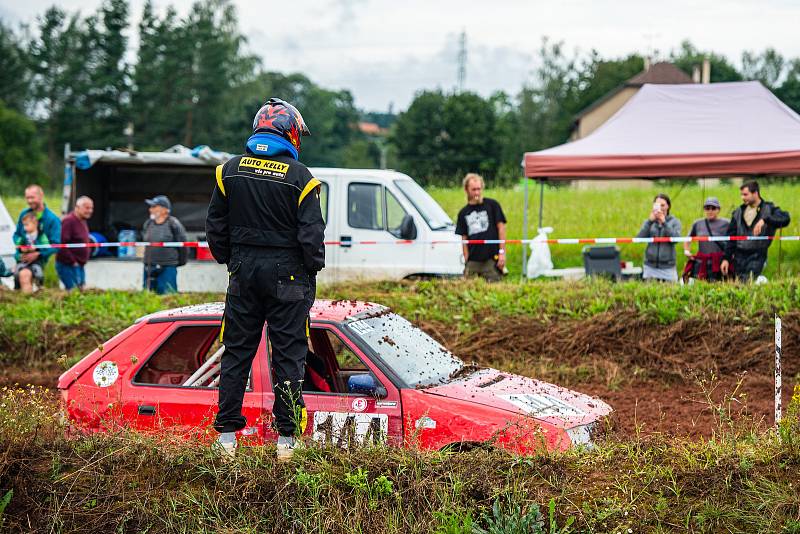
xmin=11 ymin=234 xmax=800 ymax=250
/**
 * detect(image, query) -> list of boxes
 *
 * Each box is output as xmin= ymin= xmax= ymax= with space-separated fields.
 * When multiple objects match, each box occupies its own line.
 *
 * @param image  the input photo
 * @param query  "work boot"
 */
xmin=214 ymin=432 xmax=237 ymax=460
xmin=276 ymin=435 xmax=297 ymax=462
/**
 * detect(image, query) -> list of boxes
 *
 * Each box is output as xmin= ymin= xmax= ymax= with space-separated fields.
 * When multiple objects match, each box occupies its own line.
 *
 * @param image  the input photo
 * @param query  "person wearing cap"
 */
xmin=681 ymin=197 xmax=729 ymax=282
xmin=206 ymin=98 xmax=325 ymax=461
xmin=142 ymin=195 xmax=187 ymax=294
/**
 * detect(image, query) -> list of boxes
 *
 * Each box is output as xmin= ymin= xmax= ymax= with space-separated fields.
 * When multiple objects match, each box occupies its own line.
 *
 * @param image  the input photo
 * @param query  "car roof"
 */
xmin=136 ymin=299 xmax=385 ymax=324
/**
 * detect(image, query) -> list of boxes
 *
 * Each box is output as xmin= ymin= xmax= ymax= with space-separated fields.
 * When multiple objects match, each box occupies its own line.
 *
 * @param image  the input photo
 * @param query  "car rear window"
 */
xmin=134 ymin=325 xmax=221 ymax=387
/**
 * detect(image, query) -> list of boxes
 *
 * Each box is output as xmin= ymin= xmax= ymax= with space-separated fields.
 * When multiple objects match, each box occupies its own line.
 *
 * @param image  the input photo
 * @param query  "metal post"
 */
xmin=538 ymin=179 xmax=544 ymax=229
xmin=61 ymin=143 xmax=72 ymax=215
xmin=775 ymin=314 xmax=782 ymax=428
xmin=522 ymin=174 xmax=529 ymax=279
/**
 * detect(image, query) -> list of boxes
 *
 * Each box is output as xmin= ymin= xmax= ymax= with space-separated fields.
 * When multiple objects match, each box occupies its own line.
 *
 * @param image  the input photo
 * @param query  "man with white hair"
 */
xmin=56 ymin=196 xmax=94 ymax=291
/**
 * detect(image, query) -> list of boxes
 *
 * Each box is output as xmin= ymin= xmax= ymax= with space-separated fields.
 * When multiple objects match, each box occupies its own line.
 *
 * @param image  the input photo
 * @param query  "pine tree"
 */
xmin=0 ymin=22 xmax=31 ymax=113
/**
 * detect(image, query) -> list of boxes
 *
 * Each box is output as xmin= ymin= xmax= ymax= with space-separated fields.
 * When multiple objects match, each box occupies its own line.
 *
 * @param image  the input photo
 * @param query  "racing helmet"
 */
xmin=252 ymin=98 xmax=311 ymax=151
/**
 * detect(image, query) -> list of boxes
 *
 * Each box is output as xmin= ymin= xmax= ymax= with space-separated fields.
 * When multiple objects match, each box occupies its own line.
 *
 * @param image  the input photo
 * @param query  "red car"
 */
xmin=58 ymin=300 xmax=612 ymax=453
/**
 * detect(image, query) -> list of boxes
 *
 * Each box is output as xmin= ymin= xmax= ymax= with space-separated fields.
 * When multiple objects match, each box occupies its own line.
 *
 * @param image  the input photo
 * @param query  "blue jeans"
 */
xmin=143 ymin=265 xmax=178 ymax=294
xmin=56 ymin=261 xmax=86 ymax=290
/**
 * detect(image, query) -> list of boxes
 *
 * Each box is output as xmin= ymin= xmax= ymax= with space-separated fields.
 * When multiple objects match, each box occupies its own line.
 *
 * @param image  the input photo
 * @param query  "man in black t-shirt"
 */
xmin=455 ymin=173 xmax=507 ymax=282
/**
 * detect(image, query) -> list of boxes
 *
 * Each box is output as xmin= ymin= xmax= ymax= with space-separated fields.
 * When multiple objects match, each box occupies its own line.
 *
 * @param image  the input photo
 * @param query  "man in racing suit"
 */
xmin=206 ymin=98 xmax=325 ymax=460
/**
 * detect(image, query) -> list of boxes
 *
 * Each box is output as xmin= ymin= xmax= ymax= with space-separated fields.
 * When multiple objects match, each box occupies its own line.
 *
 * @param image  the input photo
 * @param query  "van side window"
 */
xmin=385 ymin=190 xmax=408 ymax=238
xmin=319 ymin=181 xmax=328 ymax=224
xmin=348 ymin=183 xmax=384 ymax=230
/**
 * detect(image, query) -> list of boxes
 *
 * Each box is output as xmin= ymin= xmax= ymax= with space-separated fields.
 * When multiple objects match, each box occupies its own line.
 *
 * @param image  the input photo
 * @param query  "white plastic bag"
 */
xmin=526 ymin=227 xmax=554 ymax=278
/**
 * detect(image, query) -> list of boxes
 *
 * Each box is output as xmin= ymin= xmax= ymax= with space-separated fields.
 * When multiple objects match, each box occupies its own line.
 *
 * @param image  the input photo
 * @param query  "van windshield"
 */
xmin=348 ymin=313 xmax=464 ymax=388
xmin=395 ymin=180 xmax=454 ymax=231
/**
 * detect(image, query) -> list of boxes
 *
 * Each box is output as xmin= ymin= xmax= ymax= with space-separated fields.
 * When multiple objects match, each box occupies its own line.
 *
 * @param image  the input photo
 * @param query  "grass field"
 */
xmin=1 ymin=282 xmax=800 ymax=532
xmin=428 ymin=180 xmax=800 ymax=278
xmin=4 ymin=181 xmax=799 ymax=282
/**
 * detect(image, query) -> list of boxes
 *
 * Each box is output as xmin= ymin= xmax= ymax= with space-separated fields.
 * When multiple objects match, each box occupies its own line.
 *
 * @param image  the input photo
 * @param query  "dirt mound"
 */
xmin=421 ymin=312 xmax=799 ymax=437
xmin=426 ymin=311 xmax=800 ymax=380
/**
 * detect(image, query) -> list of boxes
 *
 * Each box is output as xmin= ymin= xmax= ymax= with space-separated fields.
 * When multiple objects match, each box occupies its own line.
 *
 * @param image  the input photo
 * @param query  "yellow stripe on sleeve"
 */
xmin=215 ymin=164 xmax=226 ymax=196
xmin=298 ymin=177 xmax=321 ymax=207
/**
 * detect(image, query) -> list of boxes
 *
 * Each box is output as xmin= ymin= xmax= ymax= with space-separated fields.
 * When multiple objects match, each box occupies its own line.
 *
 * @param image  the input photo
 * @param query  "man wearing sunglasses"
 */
xmin=682 ymin=197 xmax=729 ymax=281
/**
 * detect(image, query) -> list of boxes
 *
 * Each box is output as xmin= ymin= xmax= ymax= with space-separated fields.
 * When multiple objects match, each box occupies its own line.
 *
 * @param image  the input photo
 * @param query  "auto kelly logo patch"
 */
xmin=238 ymin=157 xmax=289 ymax=178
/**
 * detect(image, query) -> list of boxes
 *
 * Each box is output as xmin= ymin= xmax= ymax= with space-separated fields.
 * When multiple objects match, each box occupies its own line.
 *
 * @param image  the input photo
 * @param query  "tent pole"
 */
xmin=538 ymin=179 xmax=544 ymax=229
xmin=522 ymin=173 xmax=529 ymax=279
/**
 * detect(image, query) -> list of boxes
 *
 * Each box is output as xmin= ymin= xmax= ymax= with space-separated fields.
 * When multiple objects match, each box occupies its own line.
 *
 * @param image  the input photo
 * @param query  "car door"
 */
xmin=121 ymin=320 xmax=268 ymax=444
xmin=333 ymin=179 xmax=424 ymax=280
xmin=269 ymin=323 xmax=403 ymax=447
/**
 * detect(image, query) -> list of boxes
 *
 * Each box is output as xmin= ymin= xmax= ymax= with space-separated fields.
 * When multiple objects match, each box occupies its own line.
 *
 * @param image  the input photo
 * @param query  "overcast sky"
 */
xmin=3 ymin=0 xmax=800 ymax=112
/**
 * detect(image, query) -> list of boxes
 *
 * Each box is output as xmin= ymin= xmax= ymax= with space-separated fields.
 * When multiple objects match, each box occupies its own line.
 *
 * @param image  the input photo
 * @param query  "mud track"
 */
xmin=423 ymin=311 xmax=800 ymax=438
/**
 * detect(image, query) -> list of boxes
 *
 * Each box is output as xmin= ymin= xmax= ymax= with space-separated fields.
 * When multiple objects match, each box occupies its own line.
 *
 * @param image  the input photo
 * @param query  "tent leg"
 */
xmin=538 ymin=179 xmax=544 ymax=229
xmin=522 ymin=174 xmax=529 ymax=280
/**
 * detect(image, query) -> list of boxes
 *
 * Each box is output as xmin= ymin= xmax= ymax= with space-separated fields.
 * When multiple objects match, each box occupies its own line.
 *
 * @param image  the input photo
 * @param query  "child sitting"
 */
xmin=13 ymin=211 xmax=49 ymax=293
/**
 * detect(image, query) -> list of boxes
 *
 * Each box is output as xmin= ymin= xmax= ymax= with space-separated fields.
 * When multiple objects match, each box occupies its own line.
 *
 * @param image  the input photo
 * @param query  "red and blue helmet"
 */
xmin=252 ymin=98 xmax=311 ymax=151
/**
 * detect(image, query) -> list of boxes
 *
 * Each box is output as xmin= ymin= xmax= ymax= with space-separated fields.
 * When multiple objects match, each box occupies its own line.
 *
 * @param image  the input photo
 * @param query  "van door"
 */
xmin=334 ymin=180 xmax=425 ymax=280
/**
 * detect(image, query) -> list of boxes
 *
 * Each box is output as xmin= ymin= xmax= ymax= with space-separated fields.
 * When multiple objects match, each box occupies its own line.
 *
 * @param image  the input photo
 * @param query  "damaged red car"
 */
xmin=58 ymin=301 xmax=612 ymax=453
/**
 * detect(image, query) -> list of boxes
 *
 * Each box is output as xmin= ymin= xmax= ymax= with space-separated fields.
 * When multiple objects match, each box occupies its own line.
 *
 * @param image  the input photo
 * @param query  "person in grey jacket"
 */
xmin=142 ymin=195 xmax=187 ymax=294
xmin=636 ymin=193 xmax=682 ymax=282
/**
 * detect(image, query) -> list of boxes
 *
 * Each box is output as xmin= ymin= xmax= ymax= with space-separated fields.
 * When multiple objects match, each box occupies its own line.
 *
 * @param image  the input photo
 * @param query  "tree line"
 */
xmin=394 ymin=40 xmax=800 ymax=185
xmin=2 ymin=1 xmax=800 ymax=192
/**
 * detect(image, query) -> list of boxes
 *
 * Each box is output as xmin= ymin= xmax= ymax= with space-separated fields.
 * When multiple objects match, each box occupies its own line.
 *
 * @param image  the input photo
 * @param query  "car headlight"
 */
xmin=566 ymin=423 xmax=596 ymax=448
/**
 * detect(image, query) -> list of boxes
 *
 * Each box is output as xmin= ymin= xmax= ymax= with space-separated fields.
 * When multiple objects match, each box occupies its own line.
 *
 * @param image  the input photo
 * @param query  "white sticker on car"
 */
xmin=351 ymin=398 xmax=368 ymax=412
xmin=349 ymin=321 xmax=374 ymax=336
xmin=312 ymin=411 xmax=388 ymax=446
xmin=93 ymin=361 xmax=119 ymax=388
xmin=415 ymin=416 xmax=437 ymax=429
xmin=499 ymin=394 xmax=585 ymax=417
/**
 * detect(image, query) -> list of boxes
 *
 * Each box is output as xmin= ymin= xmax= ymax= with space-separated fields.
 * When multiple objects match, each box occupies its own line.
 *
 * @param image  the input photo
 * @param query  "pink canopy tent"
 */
xmin=524 ymin=81 xmax=800 ymax=178
xmin=519 ymin=81 xmax=800 ymax=274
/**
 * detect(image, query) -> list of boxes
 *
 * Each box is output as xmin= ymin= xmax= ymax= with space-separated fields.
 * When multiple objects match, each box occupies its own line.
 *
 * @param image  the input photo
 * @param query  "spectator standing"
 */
xmin=142 ymin=195 xmax=187 ymax=294
xmin=721 ymin=181 xmax=790 ymax=282
xmin=13 ymin=212 xmax=49 ymax=292
xmin=14 ymin=184 xmax=61 ymax=272
xmin=637 ymin=193 xmax=681 ymax=282
xmin=56 ymin=196 xmax=94 ymax=291
xmin=682 ymin=197 xmax=729 ymax=282
xmin=455 ymin=173 xmax=507 ymax=282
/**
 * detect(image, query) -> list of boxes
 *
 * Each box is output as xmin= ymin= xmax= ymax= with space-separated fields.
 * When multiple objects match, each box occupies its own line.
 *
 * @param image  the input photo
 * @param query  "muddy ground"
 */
xmin=424 ymin=311 xmax=800 ymax=438
xmin=3 ymin=311 xmax=797 ymax=439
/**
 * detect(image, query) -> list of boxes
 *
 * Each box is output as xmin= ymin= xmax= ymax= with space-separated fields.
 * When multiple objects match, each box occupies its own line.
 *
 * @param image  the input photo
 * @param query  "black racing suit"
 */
xmin=206 ymin=153 xmax=325 ymax=436
xmin=723 ymin=200 xmax=790 ymax=281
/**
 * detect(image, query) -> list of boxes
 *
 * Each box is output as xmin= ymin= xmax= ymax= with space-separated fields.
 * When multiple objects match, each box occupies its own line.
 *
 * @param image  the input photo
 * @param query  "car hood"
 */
xmin=423 ymin=368 xmax=612 ymax=429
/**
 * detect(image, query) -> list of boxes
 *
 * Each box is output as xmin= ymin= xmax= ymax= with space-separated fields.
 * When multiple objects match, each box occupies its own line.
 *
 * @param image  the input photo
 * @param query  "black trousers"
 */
xmin=733 ymin=249 xmax=768 ymax=282
xmin=214 ymin=246 xmax=315 ymax=436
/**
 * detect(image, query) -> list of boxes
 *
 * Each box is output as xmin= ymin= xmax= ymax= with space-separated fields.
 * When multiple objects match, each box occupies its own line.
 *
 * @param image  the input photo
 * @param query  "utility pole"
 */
xmin=457 ymin=30 xmax=467 ymax=92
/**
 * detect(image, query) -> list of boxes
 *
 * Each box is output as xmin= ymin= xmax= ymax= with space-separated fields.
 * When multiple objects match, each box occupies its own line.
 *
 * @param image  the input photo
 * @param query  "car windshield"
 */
xmin=348 ymin=312 xmax=464 ymax=388
xmin=395 ymin=180 xmax=454 ymax=230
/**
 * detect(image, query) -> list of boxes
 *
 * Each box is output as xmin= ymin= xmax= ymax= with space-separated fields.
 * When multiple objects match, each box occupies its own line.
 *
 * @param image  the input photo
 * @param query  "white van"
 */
xmin=64 ymin=148 xmax=463 ymax=291
xmin=313 ymin=168 xmax=463 ymax=284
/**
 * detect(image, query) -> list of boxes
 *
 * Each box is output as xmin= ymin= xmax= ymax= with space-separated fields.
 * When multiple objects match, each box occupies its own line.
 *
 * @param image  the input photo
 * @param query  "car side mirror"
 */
xmin=348 ymin=373 xmax=388 ymax=399
xmin=399 ymin=214 xmax=417 ymax=240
